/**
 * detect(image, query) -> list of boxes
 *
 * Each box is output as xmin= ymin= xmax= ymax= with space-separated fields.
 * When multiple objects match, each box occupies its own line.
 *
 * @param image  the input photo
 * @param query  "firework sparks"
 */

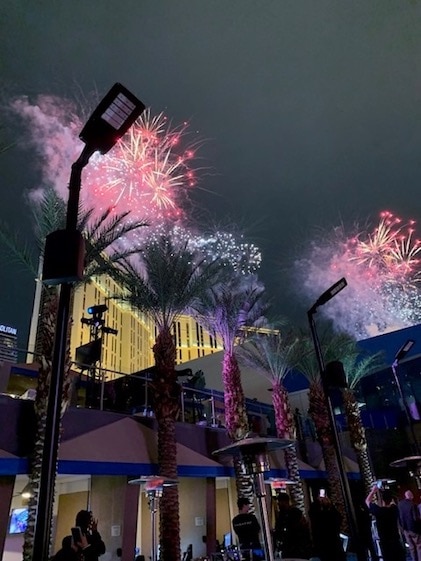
xmin=145 ymin=223 xmax=262 ymax=274
xmin=346 ymin=211 xmax=421 ymax=286
xmin=82 ymin=109 xmax=198 ymax=224
xmin=11 ymin=97 xmax=200 ymax=228
xmin=294 ymin=211 xmax=421 ymax=340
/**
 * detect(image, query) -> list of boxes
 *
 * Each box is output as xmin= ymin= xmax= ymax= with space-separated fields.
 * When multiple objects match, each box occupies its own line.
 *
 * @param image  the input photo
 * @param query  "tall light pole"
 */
xmin=307 ymin=278 xmax=365 ymax=561
xmin=32 ymin=84 xmax=145 ymax=561
xmin=391 ymin=339 xmax=419 ymax=455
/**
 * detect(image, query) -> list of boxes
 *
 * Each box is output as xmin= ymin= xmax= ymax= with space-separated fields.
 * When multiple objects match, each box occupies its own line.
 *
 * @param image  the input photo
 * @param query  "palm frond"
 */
xmin=342 ymin=351 xmax=386 ymax=390
xmin=236 ymin=328 xmax=302 ymax=384
xmin=112 ymin=236 xmax=222 ymax=329
xmin=31 ymin=187 xmax=66 ymax=250
xmin=0 ymin=220 xmax=37 ymax=275
xmin=191 ymin=274 xmax=268 ymax=352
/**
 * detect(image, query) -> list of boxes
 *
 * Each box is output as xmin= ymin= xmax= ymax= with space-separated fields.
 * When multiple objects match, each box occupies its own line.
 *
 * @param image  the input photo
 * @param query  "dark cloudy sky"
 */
xmin=1 ymin=0 xmax=421 ymax=348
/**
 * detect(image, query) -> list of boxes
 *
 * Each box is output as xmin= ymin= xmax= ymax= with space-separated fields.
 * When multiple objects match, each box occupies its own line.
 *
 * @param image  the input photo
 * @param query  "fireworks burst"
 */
xmin=83 ymin=109 xmax=199 ymax=224
xmin=294 ymin=211 xmax=421 ymax=340
xmin=11 ymin=97 xmax=200 ymax=228
xmin=345 ymin=211 xmax=421 ymax=284
xmin=145 ymin=223 xmax=262 ymax=274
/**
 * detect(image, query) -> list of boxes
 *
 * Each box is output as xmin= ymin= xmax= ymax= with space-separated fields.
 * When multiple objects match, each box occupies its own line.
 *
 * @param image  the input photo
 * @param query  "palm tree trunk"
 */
xmin=271 ymin=382 xmax=305 ymax=512
xmin=342 ymin=388 xmax=375 ymax=495
xmin=308 ymin=381 xmax=348 ymax=532
xmin=222 ymin=352 xmax=254 ymax=504
xmin=151 ymin=327 xmax=181 ymax=561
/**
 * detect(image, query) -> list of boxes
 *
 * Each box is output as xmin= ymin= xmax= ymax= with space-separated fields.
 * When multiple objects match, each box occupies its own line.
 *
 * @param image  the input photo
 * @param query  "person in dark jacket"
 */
xmin=366 ymin=485 xmax=405 ymax=561
xmin=398 ymin=490 xmax=421 ymax=561
xmin=51 ymin=536 xmax=78 ymax=561
xmin=308 ymin=493 xmax=346 ymax=561
xmin=232 ymin=498 xmax=262 ymax=559
xmin=73 ymin=510 xmax=106 ymax=561
xmin=274 ymin=493 xmax=312 ymax=561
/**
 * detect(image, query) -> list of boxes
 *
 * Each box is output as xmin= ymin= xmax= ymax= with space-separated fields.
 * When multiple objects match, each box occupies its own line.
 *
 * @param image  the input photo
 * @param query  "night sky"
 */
xmin=1 ymin=1 xmax=421 ymax=349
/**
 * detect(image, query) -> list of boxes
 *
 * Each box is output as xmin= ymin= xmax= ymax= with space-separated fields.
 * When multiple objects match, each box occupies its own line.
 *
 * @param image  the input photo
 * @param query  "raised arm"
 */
xmin=365 ymin=485 xmax=378 ymax=509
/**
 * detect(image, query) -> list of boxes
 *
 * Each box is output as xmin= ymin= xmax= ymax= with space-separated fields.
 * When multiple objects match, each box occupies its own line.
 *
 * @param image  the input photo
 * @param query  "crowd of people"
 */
xmin=230 ymin=486 xmax=421 ymax=561
xmin=232 ymin=492 xmax=345 ymax=561
xmin=51 ymin=487 xmax=421 ymax=561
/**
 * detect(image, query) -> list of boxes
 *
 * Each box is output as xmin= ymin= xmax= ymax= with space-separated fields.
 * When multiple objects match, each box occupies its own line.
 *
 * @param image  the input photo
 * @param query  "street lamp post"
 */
xmin=307 ymin=278 xmax=365 ymax=561
xmin=391 ymin=339 xmax=419 ymax=455
xmin=32 ymin=84 xmax=145 ymax=561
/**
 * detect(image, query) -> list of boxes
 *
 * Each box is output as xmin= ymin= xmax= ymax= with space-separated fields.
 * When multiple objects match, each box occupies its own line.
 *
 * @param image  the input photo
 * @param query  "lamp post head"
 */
xmin=393 ymin=339 xmax=415 ymax=365
xmin=308 ymin=277 xmax=347 ymax=315
xmin=79 ymin=83 xmax=146 ymax=154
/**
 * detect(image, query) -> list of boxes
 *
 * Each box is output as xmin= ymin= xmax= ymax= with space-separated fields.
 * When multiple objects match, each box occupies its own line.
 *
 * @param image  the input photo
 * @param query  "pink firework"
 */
xmin=346 ymin=211 xmax=421 ymax=285
xmin=294 ymin=210 xmax=421 ymax=339
xmin=82 ymin=109 xmax=198 ymax=224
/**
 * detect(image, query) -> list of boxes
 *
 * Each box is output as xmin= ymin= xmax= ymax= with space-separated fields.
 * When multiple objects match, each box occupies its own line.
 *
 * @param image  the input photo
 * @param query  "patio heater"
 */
xmin=264 ymin=477 xmax=295 ymax=494
xmin=390 ymin=456 xmax=421 ymax=489
xmin=32 ymin=84 xmax=145 ymax=561
xmin=129 ymin=476 xmax=178 ymax=561
xmin=307 ymin=278 xmax=366 ymax=561
xmin=213 ymin=436 xmax=294 ymax=561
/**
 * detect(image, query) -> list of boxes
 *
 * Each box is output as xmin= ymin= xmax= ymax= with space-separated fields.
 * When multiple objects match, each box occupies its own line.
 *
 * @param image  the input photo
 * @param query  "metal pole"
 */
xmin=32 ymin=147 xmax=92 ymax=561
xmin=148 ymin=492 xmax=159 ymax=561
xmin=392 ymin=362 xmax=420 ymax=455
xmin=253 ymin=472 xmax=274 ymax=561
xmin=307 ymin=311 xmax=366 ymax=561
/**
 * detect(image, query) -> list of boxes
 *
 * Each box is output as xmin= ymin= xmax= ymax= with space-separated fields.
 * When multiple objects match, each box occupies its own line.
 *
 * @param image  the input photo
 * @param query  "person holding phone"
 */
xmin=308 ymin=492 xmax=346 ymax=561
xmin=365 ymin=484 xmax=405 ymax=561
xmin=72 ymin=510 xmax=106 ymax=561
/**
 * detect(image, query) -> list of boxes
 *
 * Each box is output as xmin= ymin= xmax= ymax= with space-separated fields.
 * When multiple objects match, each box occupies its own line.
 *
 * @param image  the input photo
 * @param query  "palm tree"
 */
xmin=236 ymin=328 xmax=306 ymax=511
xmin=0 ymin=187 xmax=147 ymax=560
xmin=192 ymin=274 xmax=268 ymax=502
xmin=113 ymin=235 xmax=221 ymax=561
xmin=341 ymin=351 xmax=385 ymax=494
xmin=296 ymin=328 xmax=356 ymax=528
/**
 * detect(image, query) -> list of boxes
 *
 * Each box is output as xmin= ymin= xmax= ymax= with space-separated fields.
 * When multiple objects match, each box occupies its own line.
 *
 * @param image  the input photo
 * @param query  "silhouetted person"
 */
xmin=74 ymin=510 xmax=106 ymax=561
xmin=366 ymin=485 xmax=405 ymax=561
xmin=232 ymin=497 xmax=261 ymax=559
xmin=398 ymin=490 xmax=421 ymax=561
xmin=308 ymin=493 xmax=346 ymax=561
xmin=274 ymin=492 xmax=312 ymax=561
xmin=355 ymin=501 xmax=379 ymax=561
xmin=51 ymin=536 xmax=78 ymax=561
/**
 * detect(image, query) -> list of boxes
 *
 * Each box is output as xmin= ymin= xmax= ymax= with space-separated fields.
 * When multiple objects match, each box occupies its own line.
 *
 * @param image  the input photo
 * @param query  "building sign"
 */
xmin=0 ymin=325 xmax=17 ymax=336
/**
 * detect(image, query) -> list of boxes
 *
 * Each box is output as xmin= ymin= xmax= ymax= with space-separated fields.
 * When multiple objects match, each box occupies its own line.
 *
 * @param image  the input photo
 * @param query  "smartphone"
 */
xmin=71 ymin=526 xmax=83 ymax=544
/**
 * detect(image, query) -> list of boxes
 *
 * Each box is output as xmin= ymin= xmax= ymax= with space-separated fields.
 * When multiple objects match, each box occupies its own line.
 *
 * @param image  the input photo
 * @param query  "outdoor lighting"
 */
xmin=394 ymin=339 xmax=415 ymax=363
xmin=308 ymin=277 xmax=347 ymax=314
xmin=264 ymin=477 xmax=295 ymax=495
xmin=21 ymin=483 xmax=33 ymax=500
xmin=32 ymin=84 xmax=145 ymax=561
xmin=129 ymin=476 xmax=178 ymax=561
xmin=213 ymin=436 xmax=294 ymax=561
xmin=79 ymin=83 xmax=145 ymax=154
xmin=307 ymin=278 xmax=365 ymax=561
xmin=391 ymin=339 xmax=418 ymax=455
